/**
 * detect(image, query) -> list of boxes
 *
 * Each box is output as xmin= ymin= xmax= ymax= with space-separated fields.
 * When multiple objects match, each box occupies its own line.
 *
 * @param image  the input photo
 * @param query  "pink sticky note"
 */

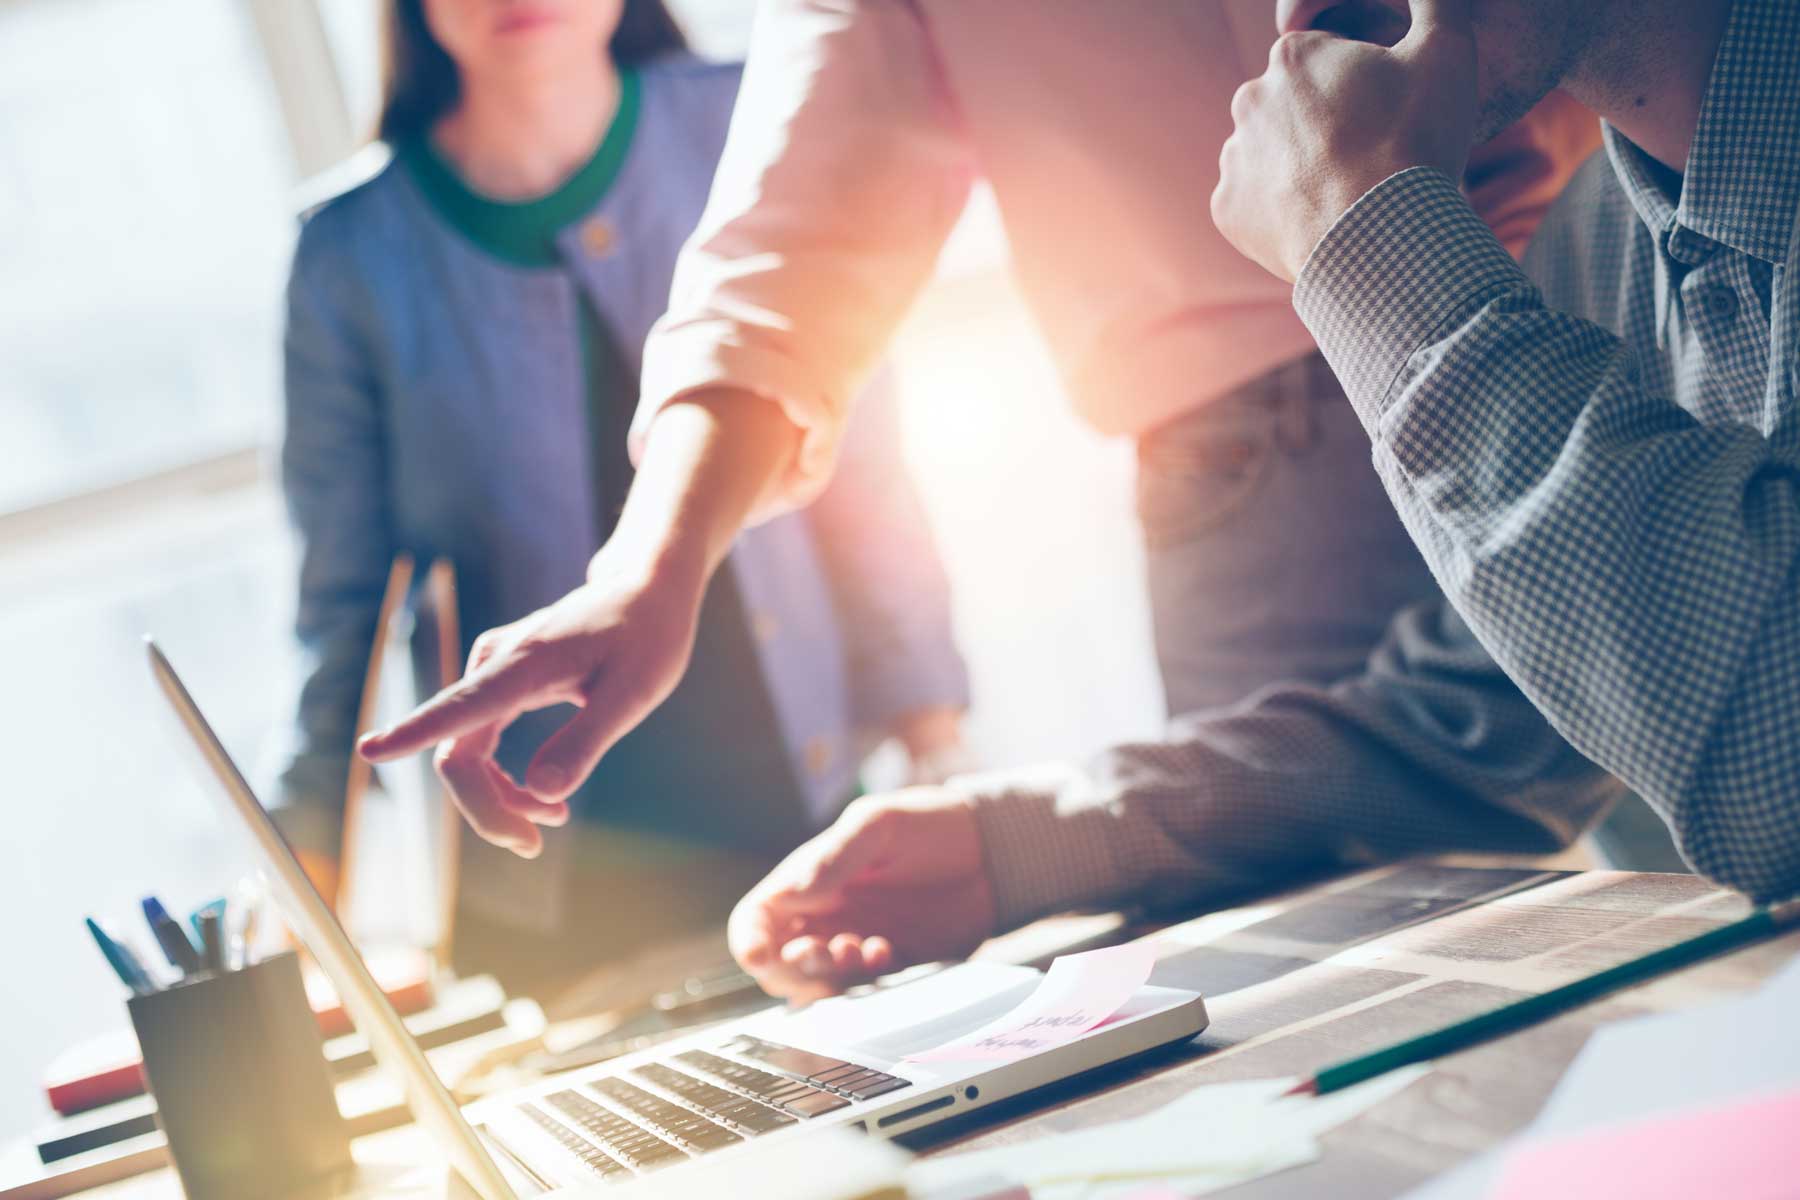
xmin=905 ymin=942 xmax=1160 ymax=1063
xmin=1492 ymin=1087 xmax=1800 ymax=1200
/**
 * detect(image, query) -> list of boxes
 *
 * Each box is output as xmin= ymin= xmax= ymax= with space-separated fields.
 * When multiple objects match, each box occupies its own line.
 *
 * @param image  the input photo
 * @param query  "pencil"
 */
xmin=1285 ymin=899 xmax=1800 ymax=1098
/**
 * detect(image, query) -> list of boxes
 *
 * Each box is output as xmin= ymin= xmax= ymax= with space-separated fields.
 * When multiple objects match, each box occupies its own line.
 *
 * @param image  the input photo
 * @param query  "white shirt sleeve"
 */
xmin=635 ymin=0 xmax=976 ymax=514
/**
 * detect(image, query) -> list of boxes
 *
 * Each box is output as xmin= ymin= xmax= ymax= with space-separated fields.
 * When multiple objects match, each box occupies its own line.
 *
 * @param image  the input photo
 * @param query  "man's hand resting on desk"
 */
xmin=357 ymin=547 xmax=707 ymax=857
xmin=729 ymin=789 xmax=998 ymax=1004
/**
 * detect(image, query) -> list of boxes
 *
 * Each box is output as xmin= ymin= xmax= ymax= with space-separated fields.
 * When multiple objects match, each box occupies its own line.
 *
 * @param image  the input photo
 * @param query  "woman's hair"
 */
xmin=378 ymin=0 xmax=688 ymax=144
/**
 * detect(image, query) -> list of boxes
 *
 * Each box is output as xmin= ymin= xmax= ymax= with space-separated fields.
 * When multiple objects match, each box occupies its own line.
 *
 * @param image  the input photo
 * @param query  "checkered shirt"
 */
xmin=1292 ymin=0 xmax=1800 ymax=904
xmin=962 ymin=0 xmax=1800 ymax=928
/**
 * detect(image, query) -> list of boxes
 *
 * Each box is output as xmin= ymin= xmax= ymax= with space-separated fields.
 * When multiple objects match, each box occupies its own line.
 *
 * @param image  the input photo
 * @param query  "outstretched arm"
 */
xmin=358 ymin=389 xmax=795 ymax=856
xmin=732 ymin=597 xmax=1620 ymax=1000
xmin=364 ymin=0 xmax=976 ymax=855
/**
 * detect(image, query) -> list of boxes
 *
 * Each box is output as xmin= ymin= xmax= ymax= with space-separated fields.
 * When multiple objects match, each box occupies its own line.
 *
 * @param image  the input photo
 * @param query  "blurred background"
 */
xmin=0 ymin=0 xmax=1165 ymax=1140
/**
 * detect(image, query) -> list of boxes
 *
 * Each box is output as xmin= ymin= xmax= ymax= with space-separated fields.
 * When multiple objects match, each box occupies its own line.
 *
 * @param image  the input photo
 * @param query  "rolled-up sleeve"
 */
xmin=635 ymin=0 xmax=976 ymax=514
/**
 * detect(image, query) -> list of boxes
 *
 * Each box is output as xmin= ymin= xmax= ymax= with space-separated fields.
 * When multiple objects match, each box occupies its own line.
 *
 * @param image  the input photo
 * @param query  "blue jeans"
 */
xmin=1137 ymin=354 xmax=1438 ymax=717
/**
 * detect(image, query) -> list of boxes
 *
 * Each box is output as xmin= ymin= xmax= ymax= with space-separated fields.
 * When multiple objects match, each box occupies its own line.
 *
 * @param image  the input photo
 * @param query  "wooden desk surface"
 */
xmin=43 ymin=863 xmax=1800 ymax=1199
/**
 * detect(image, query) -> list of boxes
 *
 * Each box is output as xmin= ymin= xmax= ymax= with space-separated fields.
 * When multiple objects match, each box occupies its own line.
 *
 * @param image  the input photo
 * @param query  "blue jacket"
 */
xmin=274 ymin=56 xmax=967 ymax=858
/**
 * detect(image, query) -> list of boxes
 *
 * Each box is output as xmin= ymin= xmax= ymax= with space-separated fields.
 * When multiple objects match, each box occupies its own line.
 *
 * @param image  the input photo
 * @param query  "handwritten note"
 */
xmin=1493 ymin=1087 xmax=1800 ymax=1200
xmin=905 ymin=942 xmax=1159 ymax=1063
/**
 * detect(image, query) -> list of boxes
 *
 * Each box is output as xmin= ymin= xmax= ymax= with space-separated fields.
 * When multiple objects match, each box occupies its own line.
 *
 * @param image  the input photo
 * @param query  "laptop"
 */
xmin=148 ymin=638 xmax=1208 ymax=1198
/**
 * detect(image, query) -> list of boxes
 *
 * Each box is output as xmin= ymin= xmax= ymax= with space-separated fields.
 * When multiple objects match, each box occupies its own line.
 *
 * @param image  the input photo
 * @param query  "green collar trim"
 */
xmin=402 ymin=69 xmax=640 ymax=267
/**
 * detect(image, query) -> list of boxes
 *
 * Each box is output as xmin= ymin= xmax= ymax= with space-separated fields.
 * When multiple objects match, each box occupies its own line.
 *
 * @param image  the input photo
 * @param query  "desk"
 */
xmin=45 ymin=863 xmax=1800 ymax=1199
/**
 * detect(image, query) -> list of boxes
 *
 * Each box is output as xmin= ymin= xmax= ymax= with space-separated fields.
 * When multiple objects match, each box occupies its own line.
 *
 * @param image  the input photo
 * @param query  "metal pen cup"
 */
xmin=127 ymin=951 xmax=351 ymax=1199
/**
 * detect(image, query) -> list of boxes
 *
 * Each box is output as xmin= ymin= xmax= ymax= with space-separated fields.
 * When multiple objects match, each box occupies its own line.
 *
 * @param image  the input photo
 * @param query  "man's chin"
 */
xmin=1475 ymin=87 xmax=1554 ymax=143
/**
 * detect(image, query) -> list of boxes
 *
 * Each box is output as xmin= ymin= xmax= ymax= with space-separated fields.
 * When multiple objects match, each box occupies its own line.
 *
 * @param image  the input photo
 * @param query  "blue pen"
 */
xmin=85 ymin=917 xmax=155 ymax=995
xmin=141 ymin=897 xmax=203 ymax=976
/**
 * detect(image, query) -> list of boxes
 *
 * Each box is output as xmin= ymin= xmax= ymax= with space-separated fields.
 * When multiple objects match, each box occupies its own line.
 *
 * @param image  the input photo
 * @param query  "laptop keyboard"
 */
xmin=505 ymin=1036 xmax=913 ymax=1182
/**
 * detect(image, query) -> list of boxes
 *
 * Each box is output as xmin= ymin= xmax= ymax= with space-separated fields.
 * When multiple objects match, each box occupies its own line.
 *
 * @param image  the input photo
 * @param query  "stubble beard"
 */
xmin=1471 ymin=0 xmax=1611 ymax=140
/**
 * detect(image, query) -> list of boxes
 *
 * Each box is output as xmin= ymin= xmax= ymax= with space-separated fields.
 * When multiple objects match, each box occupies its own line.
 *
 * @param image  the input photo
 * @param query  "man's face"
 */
xmin=1276 ymin=0 xmax=1607 ymax=139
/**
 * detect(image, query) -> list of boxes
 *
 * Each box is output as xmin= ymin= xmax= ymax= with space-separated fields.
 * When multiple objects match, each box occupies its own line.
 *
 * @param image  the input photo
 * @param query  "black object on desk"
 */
xmin=127 ymin=951 xmax=351 ymax=1198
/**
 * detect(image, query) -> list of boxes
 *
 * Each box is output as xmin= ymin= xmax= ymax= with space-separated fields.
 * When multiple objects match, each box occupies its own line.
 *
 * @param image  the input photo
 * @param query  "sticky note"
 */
xmin=905 ymin=942 xmax=1158 ymax=1063
xmin=1492 ymin=1087 xmax=1800 ymax=1200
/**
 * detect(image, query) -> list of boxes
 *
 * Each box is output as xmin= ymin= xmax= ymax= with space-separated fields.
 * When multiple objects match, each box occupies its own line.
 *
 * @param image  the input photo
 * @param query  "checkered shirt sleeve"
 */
xmin=1290 ymin=165 xmax=1800 ymax=905
xmin=960 ymin=0 xmax=1800 ymax=925
xmin=960 ymin=597 xmax=1617 ymax=929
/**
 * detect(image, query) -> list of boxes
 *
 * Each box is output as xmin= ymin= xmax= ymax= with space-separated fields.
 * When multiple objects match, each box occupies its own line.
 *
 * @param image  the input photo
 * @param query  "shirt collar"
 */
xmin=1603 ymin=124 xmax=1681 ymax=255
xmin=1604 ymin=0 xmax=1800 ymax=267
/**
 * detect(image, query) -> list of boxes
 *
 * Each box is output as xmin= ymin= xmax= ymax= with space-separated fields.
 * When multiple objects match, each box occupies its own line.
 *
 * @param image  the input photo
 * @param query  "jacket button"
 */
xmin=581 ymin=218 xmax=616 ymax=258
xmin=804 ymin=737 xmax=832 ymax=778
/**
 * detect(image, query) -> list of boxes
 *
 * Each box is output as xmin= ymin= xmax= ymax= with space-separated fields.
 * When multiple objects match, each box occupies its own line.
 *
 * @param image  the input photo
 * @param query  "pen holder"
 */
xmin=127 ymin=951 xmax=351 ymax=1199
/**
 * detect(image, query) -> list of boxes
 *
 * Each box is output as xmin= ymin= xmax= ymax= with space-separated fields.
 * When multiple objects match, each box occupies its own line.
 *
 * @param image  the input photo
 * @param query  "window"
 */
xmin=0 ymin=0 xmax=296 ymax=513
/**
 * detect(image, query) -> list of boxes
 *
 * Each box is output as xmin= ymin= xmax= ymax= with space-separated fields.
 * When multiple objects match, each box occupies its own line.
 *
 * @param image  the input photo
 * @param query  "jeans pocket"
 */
xmin=1135 ymin=400 xmax=1276 ymax=549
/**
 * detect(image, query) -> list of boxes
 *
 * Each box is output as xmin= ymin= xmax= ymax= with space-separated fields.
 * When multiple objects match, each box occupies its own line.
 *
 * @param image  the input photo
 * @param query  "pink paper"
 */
xmin=905 ymin=942 xmax=1159 ymax=1063
xmin=1492 ymin=1087 xmax=1800 ymax=1200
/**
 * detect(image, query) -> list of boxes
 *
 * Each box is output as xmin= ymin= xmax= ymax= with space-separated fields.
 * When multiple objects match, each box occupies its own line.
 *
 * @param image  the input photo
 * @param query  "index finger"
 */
xmin=358 ymin=653 xmax=551 ymax=761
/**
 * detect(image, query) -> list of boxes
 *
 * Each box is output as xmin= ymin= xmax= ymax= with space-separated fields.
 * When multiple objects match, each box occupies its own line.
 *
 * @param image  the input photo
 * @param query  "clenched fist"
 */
xmin=1212 ymin=0 xmax=1479 ymax=282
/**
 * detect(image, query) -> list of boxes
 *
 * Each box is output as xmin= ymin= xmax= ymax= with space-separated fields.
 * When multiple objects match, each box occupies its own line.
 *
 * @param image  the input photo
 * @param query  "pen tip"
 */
xmin=1282 ymin=1079 xmax=1317 ymax=1098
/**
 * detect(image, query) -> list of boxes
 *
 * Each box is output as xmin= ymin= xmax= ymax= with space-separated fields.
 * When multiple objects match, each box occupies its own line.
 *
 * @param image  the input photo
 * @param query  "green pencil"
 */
xmin=1286 ymin=898 xmax=1800 ymax=1097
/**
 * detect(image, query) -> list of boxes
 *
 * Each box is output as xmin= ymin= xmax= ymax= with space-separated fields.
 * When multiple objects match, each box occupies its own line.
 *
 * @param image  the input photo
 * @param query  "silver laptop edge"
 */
xmin=147 ymin=638 xmax=520 ymax=1200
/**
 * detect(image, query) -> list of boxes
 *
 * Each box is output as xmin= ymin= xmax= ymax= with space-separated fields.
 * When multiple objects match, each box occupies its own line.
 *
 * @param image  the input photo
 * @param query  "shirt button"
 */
xmin=1693 ymin=286 xmax=1738 ymax=322
xmin=804 ymin=736 xmax=832 ymax=779
xmin=581 ymin=218 xmax=616 ymax=258
xmin=752 ymin=611 xmax=779 ymax=644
